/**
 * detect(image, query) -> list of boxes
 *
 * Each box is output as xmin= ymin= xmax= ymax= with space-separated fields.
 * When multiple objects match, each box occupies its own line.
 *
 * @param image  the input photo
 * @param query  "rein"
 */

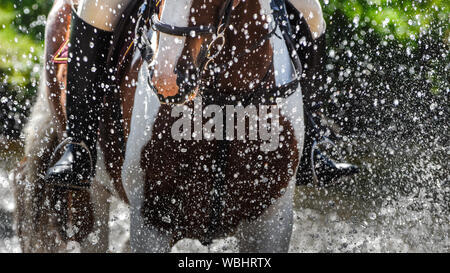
xmin=151 ymin=14 xmax=216 ymax=37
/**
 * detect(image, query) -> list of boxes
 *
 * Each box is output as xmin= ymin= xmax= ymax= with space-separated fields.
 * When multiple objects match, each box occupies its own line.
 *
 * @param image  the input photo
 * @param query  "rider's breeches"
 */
xmin=290 ymin=0 xmax=326 ymax=39
xmin=76 ymin=0 xmax=133 ymax=31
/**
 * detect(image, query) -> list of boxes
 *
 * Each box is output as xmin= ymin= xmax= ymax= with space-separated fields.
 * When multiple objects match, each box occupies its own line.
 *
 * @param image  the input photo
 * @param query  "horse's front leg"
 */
xmin=236 ymin=179 xmax=295 ymax=253
xmin=129 ymin=206 xmax=172 ymax=253
xmin=79 ymin=178 xmax=111 ymax=253
xmin=79 ymin=149 xmax=112 ymax=253
xmin=123 ymin=65 xmax=171 ymax=253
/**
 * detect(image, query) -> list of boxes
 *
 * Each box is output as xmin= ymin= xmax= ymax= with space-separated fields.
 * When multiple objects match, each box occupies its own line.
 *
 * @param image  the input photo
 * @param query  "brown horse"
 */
xmin=14 ymin=0 xmax=306 ymax=252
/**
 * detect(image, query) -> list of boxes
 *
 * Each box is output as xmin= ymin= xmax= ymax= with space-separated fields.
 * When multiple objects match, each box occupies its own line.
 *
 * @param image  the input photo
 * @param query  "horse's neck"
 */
xmin=212 ymin=0 xmax=276 ymax=93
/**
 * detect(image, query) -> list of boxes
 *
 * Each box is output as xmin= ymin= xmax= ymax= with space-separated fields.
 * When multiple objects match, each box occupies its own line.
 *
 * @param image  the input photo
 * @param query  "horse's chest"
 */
xmin=140 ymin=101 xmax=300 ymax=241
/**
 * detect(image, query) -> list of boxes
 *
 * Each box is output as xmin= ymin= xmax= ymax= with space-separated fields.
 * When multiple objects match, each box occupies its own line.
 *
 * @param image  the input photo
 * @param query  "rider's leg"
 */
xmin=77 ymin=0 xmax=131 ymax=31
xmin=291 ymin=0 xmax=359 ymax=186
xmin=45 ymin=0 xmax=132 ymax=189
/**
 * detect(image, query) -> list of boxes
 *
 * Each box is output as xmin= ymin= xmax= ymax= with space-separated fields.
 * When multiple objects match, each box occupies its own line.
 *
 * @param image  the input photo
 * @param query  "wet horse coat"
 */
xmin=122 ymin=0 xmax=305 ymax=250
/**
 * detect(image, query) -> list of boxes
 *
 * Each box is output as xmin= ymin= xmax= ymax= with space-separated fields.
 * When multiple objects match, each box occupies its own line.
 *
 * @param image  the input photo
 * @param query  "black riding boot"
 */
xmin=296 ymin=110 xmax=359 ymax=187
xmin=296 ymin=34 xmax=359 ymax=187
xmin=45 ymin=10 xmax=113 ymax=190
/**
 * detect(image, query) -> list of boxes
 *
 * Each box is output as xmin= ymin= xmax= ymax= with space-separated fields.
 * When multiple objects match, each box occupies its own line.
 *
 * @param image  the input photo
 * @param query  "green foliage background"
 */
xmin=0 ymin=0 xmax=448 ymax=138
xmin=0 ymin=0 xmax=51 ymax=137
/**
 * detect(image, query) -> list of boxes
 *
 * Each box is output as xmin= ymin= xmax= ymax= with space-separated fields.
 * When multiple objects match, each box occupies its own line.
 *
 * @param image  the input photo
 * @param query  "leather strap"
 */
xmin=202 ymin=79 xmax=300 ymax=107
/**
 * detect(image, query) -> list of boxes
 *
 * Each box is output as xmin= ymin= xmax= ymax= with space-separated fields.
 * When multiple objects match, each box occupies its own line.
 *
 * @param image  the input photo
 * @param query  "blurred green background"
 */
xmin=0 ymin=0 xmax=448 ymax=139
xmin=0 ymin=0 xmax=51 ymax=138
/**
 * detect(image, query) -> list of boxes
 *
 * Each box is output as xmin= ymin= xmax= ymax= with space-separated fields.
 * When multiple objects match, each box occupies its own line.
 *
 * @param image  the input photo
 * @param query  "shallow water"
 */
xmin=0 ymin=140 xmax=22 ymax=253
xmin=0 ymin=137 xmax=448 ymax=253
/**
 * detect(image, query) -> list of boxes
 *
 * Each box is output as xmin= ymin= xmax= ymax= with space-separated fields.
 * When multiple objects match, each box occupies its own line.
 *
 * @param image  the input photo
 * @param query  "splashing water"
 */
xmin=0 ymin=136 xmax=447 ymax=252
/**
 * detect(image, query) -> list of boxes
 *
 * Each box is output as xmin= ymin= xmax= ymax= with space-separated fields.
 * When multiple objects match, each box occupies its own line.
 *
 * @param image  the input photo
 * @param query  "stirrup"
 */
xmin=47 ymin=137 xmax=95 ymax=189
xmin=310 ymin=135 xmax=358 ymax=187
xmin=305 ymin=106 xmax=357 ymax=186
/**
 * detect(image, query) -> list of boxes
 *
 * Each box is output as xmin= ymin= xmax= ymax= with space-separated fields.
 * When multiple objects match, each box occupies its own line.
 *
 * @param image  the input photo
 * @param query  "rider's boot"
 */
xmin=296 ymin=109 xmax=359 ymax=187
xmin=45 ymin=10 xmax=113 ymax=190
xmin=296 ymin=34 xmax=359 ymax=187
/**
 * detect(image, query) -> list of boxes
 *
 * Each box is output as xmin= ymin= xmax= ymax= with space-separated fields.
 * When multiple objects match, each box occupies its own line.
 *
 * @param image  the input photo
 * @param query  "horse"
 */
xmin=14 ymin=0 xmax=307 ymax=252
xmin=123 ymin=0 xmax=304 ymax=252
